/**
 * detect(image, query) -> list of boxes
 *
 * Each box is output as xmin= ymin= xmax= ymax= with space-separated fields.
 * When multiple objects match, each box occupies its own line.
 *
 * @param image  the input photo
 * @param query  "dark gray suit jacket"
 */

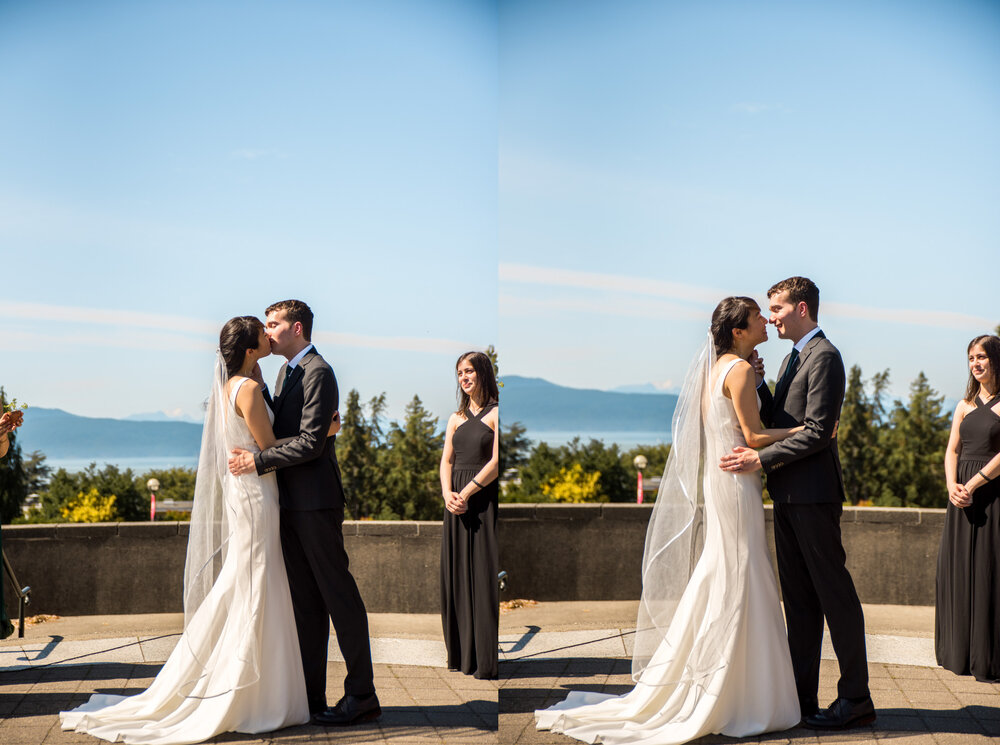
xmin=254 ymin=347 xmax=345 ymax=511
xmin=758 ymin=331 xmax=846 ymax=504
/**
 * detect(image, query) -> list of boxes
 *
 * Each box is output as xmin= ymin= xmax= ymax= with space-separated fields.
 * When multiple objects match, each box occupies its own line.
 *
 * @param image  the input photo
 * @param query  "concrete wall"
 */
xmin=2 ymin=521 xmax=442 ymax=617
xmin=497 ymin=503 xmax=946 ymax=607
xmin=1 ymin=504 xmax=946 ymax=617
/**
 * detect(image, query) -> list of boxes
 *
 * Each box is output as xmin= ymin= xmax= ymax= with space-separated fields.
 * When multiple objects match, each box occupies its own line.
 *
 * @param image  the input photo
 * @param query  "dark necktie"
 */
xmin=778 ymin=347 xmax=800 ymax=395
xmin=279 ymin=365 xmax=295 ymax=394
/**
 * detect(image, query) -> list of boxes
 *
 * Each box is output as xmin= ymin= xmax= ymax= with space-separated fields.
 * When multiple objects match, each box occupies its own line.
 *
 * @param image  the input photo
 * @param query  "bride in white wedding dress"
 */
xmin=61 ymin=317 xmax=315 ymax=744
xmin=536 ymin=297 xmax=804 ymax=745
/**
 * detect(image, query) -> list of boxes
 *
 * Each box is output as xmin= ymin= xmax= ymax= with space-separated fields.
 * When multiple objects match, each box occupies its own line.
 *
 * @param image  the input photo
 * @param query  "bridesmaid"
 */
xmin=439 ymin=351 xmax=500 ymax=680
xmin=1 ymin=406 xmax=25 ymax=640
xmin=936 ymin=334 xmax=1000 ymax=682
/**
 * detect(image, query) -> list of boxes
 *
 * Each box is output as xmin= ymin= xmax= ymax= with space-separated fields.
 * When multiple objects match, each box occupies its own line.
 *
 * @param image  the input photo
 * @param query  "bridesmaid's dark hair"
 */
xmin=964 ymin=335 xmax=1000 ymax=403
xmin=220 ymin=316 xmax=265 ymax=377
xmin=710 ymin=297 xmax=759 ymax=356
xmin=455 ymin=351 xmax=499 ymax=418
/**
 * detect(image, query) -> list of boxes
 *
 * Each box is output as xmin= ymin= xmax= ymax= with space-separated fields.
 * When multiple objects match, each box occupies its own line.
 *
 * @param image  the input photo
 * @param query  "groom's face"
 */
xmin=768 ymin=291 xmax=807 ymax=342
xmin=264 ymin=310 xmax=301 ymax=358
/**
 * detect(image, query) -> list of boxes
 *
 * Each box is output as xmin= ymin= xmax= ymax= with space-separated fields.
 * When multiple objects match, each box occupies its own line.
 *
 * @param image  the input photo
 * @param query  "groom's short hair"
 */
xmin=266 ymin=299 xmax=314 ymax=341
xmin=768 ymin=276 xmax=819 ymax=322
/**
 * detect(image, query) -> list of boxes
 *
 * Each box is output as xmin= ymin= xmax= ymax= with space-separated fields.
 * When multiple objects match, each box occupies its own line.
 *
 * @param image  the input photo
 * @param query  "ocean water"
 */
xmin=526 ymin=430 xmax=671 ymax=449
xmin=45 ymin=456 xmax=200 ymax=476
xmin=41 ymin=431 xmax=671 ymax=476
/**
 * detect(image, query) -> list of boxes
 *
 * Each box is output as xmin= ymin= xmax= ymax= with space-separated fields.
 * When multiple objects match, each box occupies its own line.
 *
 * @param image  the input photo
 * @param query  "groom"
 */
xmin=720 ymin=277 xmax=874 ymax=730
xmin=229 ymin=299 xmax=379 ymax=726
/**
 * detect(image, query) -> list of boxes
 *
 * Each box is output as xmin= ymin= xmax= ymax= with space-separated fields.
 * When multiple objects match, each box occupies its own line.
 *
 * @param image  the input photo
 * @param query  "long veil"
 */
xmin=632 ymin=332 xmax=745 ymax=685
xmin=180 ymin=353 xmax=262 ymax=698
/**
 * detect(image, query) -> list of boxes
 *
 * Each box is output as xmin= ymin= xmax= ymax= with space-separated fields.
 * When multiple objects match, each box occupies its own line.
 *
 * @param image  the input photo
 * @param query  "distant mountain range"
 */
xmin=16 ymin=408 xmax=203 ymax=459
xmin=12 ymin=379 xmax=676 ymax=459
xmin=501 ymin=376 xmax=677 ymax=432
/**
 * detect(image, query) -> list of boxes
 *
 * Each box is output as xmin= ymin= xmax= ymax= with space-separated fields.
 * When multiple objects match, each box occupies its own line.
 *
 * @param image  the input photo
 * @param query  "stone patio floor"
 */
xmin=500 ymin=657 xmax=1000 ymax=745
xmin=1 ymin=660 xmax=497 ymax=744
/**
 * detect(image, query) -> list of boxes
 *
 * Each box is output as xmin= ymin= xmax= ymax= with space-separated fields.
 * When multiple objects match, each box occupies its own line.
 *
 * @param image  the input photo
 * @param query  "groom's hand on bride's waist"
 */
xmin=719 ymin=446 xmax=761 ymax=473
xmin=229 ymin=448 xmax=256 ymax=476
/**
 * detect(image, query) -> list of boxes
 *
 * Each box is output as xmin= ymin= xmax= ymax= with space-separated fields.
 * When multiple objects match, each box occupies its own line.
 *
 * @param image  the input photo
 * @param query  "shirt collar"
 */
xmin=287 ymin=343 xmax=314 ymax=370
xmin=793 ymin=326 xmax=822 ymax=353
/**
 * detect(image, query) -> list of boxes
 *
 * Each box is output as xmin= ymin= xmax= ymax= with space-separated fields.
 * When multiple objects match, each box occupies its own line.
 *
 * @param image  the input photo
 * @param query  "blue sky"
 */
xmin=499 ymin=0 xmax=1000 ymax=404
xmin=1 ymin=0 xmax=498 ymax=421
xmin=3 ymin=0 xmax=998 ymax=431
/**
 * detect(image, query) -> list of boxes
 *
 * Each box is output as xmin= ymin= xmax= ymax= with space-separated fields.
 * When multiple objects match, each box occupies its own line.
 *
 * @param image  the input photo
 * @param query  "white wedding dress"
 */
xmin=60 ymin=373 xmax=309 ymax=744
xmin=536 ymin=355 xmax=800 ymax=745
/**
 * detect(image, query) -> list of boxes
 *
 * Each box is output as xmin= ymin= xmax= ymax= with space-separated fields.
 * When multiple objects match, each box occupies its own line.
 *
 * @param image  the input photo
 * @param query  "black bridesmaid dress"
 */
xmin=440 ymin=402 xmax=499 ymax=680
xmin=936 ymin=393 xmax=1000 ymax=682
xmin=1 ymin=527 xmax=13 ymax=639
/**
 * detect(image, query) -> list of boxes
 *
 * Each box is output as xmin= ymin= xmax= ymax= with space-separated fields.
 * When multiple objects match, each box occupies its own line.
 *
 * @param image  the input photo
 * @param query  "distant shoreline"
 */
xmin=45 ymin=456 xmax=200 ymax=475
xmin=525 ymin=430 xmax=671 ymax=448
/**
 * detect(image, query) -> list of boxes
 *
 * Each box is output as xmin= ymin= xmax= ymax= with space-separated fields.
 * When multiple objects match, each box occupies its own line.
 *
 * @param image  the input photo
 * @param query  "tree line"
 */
xmin=0 ymin=361 xmax=974 ymax=522
xmin=498 ymin=365 xmax=960 ymax=509
xmin=0 ymin=386 xmax=446 ymax=523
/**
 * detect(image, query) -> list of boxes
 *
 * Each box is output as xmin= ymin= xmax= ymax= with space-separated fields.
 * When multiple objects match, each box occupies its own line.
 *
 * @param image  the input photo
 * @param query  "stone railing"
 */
xmin=1 ymin=504 xmax=945 ymax=617
xmin=1 ymin=521 xmax=442 ymax=617
xmin=497 ymin=503 xmax=945 ymax=607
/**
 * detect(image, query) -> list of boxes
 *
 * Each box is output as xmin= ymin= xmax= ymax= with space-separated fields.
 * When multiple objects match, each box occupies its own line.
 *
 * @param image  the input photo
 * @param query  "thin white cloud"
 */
xmin=2 ymin=300 xmax=473 ymax=355
xmin=500 ymin=264 xmax=997 ymax=332
xmin=6 ymin=328 xmax=214 ymax=353
xmin=823 ymin=302 xmax=995 ymax=332
xmin=230 ymin=148 xmax=285 ymax=161
xmin=499 ymin=263 xmax=729 ymax=305
xmin=313 ymin=331 xmax=474 ymax=356
xmin=0 ymin=301 xmax=216 ymax=335
xmin=499 ymin=292 xmax=704 ymax=322
xmin=732 ymin=102 xmax=786 ymax=115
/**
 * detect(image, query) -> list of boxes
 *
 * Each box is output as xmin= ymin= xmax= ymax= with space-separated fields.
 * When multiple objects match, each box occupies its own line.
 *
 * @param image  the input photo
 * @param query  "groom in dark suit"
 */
xmin=229 ymin=299 xmax=379 ymax=726
xmin=720 ymin=277 xmax=873 ymax=730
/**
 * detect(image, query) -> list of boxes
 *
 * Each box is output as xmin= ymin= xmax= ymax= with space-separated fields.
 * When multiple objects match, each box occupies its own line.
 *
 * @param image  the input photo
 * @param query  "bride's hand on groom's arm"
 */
xmin=228 ymin=448 xmax=256 ymax=476
xmin=719 ymin=446 xmax=761 ymax=473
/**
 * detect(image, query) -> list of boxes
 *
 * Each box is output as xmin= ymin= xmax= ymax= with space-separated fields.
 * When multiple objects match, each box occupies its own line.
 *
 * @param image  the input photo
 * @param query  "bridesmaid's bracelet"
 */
xmin=979 ymin=470 xmax=994 ymax=483
xmin=472 ymin=478 xmax=484 ymax=489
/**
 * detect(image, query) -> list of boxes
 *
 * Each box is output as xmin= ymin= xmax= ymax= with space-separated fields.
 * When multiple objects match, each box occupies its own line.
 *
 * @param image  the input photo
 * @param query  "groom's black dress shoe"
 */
xmin=312 ymin=693 xmax=381 ymax=726
xmin=803 ymin=697 xmax=876 ymax=730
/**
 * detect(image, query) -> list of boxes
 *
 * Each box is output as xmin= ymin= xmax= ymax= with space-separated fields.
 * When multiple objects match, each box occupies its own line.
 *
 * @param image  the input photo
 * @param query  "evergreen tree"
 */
xmin=485 ymin=344 xmax=501 ymax=386
xmin=379 ymin=395 xmax=443 ymax=520
xmin=838 ymin=365 xmax=881 ymax=504
xmin=336 ymin=390 xmax=388 ymax=519
xmin=499 ymin=421 xmax=531 ymax=476
xmin=874 ymin=372 xmax=950 ymax=507
xmin=0 ymin=389 xmax=29 ymax=523
xmin=23 ymin=451 xmax=52 ymax=493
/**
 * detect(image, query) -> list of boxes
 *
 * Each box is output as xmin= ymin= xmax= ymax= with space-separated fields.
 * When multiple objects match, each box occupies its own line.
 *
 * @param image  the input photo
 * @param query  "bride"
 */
xmin=536 ymin=297 xmax=804 ymax=744
xmin=61 ymin=316 xmax=332 ymax=744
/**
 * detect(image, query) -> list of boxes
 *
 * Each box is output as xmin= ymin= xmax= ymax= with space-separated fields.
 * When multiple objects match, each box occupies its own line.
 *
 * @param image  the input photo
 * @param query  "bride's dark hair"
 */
xmin=710 ymin=297 xmax=759 ymax=356
xmin=220 ymin=316 xmax=265 ymax=377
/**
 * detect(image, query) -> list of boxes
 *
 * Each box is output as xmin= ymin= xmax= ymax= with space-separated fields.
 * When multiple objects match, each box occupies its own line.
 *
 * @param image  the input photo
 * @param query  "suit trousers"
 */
xmin=773 ymin=502 xmax=870 ymax=704
xmin=280 ymin=507 xmax=375 ymax=707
